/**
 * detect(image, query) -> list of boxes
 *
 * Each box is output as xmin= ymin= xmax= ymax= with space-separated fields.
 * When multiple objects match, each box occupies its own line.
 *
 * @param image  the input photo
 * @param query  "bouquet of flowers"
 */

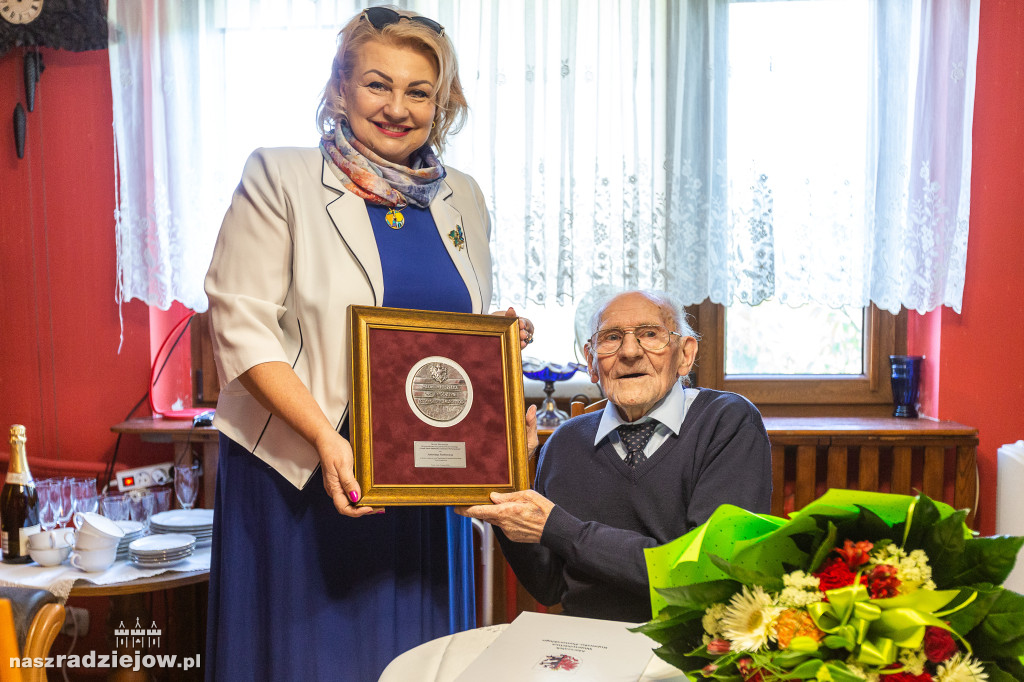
xmin=633 ymin=490 xmax=1024 ymax=681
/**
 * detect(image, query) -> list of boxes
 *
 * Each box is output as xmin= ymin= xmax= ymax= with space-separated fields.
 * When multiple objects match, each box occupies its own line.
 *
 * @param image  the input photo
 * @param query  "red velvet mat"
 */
xmin=368 ymin=327 xmax=511 ymax=486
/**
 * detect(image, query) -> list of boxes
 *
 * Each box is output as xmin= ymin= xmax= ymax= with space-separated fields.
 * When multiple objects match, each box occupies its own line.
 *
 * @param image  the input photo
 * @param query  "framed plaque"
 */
xmin=349 ymin=305 xmax=529 ymax=506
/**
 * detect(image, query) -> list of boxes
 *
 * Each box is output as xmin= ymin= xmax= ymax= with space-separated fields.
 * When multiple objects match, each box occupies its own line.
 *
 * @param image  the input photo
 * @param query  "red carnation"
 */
xmin=923 ymin=625 xmax=958 ymax=663
xmin=706 ymin=638 xmax=731 ymax=655
xmin=814 ymin=556 xmax=864 ymax=592
xmin=835 ymin=539 xmax=874 ymax=569
xmin=867 ymin=564 xmax=901 ymax=599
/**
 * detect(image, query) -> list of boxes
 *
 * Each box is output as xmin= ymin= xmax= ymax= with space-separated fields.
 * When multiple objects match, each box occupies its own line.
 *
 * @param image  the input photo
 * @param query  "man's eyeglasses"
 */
xmin=589 ymin=325 xmax=681 ymax=355
xmin=360 ymin=7 xmax=445 ymax=36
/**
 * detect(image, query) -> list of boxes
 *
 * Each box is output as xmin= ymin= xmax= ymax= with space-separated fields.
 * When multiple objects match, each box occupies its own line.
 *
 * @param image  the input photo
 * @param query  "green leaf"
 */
xmin=980 ymin=659 xmax=1024 ymax=682
xmin=851 ymin=504 xmax=897 ymax=543
xmin=707 ymin=555 xmax=785 ymax=592
xmin=921 ymin=509 xmax=970 ymax=587
xmin=904 ymin=493 xmax=941 ymax=548
xmin=808 ymin=521 xmax=838 ymax=573
xmin=945 ymin=584 xmax=1001 ymax=634
xmin=984 ymin=653 xmax=1024 ymax=681
xmin=653 ymin=579 xmax=741 ymax=610
xmin=941 ymin=536 xmax=1024 ymax=586
xmin=776 ymin=659 xmax=823 ymax=679
xmin=629 ymin=610 xmax=702 ymax=645
xmin=822 ymin=662 xmax=875 ymax=682
xmin=963 ymin=589 xmax=1024 ymax=660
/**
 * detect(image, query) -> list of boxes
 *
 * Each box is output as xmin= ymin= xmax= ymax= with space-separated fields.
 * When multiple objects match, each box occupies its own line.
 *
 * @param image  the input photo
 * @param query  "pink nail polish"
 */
xmin=349 ymin=491 xmax=359 ymax=503
xmin=375 ymin=509 xmax=386 ymax=514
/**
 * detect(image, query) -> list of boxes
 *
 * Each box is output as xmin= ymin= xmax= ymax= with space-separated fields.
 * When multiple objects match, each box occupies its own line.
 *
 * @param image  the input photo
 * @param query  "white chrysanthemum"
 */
xmin=870 ymin=544 xmax=936 ymax=592
xmin=845 ymin=664 xmax=879 ymax=682
xmin=719 ymin=585 xmax=782 ymax=652
xmin=899 ymin=647 xmax=927 ymax=675
xmin=783 ymin=570 xmax=820 ymax=590
xmin=935 ymin=653 xmax=989 ymax=681
xmin=702 ymin=602 xmax=728 ymax=638
xmin=779 ymin=570 xmax=823 ymax=608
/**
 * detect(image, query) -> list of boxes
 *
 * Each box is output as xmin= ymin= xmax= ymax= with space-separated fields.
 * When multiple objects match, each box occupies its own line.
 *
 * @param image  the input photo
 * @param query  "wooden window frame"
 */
xmin=191 ymin=311 xmax=220 ymax=407
xmin=687 ymin=301 xmax=907 ymax=417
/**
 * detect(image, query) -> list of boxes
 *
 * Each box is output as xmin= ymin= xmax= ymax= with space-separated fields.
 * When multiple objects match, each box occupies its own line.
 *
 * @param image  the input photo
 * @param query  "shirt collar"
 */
xmin=593 ymin=381 xmax=688 ymax=446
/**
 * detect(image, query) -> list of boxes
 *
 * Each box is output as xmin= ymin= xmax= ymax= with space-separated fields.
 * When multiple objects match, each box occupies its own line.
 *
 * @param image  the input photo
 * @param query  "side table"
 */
xmin=111 ymin=419 xmax=219 ymax=510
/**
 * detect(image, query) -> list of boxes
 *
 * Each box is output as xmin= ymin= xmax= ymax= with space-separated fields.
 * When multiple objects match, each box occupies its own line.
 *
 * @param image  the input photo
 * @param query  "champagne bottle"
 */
xmin=1 ymin=424 xmax=40 ymax=563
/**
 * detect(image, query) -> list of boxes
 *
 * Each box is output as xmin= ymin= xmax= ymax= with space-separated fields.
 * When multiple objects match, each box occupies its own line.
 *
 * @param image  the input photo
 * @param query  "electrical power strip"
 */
xmin=115 ymin=463 xmax=174 ymax=491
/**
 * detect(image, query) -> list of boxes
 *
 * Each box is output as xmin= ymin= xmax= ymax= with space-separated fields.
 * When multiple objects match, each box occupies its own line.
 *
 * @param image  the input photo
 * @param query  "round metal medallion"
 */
xmin=405 ymin=356 xmax=474 ymax=427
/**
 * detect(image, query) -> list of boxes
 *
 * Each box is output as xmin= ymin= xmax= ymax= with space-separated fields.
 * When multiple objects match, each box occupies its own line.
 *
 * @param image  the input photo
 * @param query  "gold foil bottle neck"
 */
xmin=7 ymin=425 xmax=29 ymax=474
xmin=9 ymin=425 xmax=26 ymax=444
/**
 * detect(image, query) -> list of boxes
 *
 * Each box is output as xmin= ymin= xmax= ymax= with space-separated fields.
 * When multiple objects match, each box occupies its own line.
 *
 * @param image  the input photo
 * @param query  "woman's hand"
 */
xmin=238 ymin=361 xmax=380 ymax=518
xmin=494 ymin=307 xmax=535 ymax=349
xmin=315 ymin=430 xmax=379 ymax=518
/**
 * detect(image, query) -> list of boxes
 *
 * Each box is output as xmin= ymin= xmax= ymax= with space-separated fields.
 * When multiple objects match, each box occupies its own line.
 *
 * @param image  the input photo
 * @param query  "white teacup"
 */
xmin=29 ymin=544 xmax=72 ymax=567
xmin=74 ymin=530 xmax=121 ymax=550
xmin=69 ymin=545 xmax=118 ymax=572
xmin=74 ymin=512 xmax=126 ymax=541
xmin=27 ymin=529 xmax=75 ymax=550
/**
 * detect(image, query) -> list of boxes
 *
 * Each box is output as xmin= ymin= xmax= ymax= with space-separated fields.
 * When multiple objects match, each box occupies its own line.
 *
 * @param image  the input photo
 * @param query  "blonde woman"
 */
xmin=204 ymin=8 xmax=532 ymax=679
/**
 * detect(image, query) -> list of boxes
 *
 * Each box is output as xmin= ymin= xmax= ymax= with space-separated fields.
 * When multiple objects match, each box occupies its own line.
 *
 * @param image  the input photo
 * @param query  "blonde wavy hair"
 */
xmin=316 ymin=7 xmax=468 ymax=155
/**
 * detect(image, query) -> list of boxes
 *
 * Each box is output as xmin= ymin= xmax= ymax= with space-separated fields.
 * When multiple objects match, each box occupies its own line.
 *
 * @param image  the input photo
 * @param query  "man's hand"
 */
xmin=456 ymin=490 xmax=555 ymax=543
xmin=526 ymin=403 xmax=539 ymax=459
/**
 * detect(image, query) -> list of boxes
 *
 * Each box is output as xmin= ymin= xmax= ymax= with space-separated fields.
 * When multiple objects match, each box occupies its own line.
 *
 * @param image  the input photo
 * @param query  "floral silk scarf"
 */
xmin=319 ymin=120 xmax=446 ymax=208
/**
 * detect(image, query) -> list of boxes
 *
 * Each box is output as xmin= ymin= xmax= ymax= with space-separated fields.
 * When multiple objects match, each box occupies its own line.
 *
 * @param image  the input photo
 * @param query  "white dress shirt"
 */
xmin=593 ymin=382 xmax=701 ymax=461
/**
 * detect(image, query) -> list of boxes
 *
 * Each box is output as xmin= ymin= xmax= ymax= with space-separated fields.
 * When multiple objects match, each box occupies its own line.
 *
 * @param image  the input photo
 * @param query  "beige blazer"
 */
xmin=205 ymin=147 xmax=493 ymax=489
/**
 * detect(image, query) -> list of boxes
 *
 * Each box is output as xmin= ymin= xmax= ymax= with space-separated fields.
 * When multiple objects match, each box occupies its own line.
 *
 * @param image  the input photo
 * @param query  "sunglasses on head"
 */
xmin=360 ymin=7 xmax=445 ymax=36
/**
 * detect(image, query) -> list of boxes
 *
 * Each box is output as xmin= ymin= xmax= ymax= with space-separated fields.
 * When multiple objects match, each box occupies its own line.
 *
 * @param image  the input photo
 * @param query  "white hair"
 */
xmin=588 ymin=289 xmax=698 ymax=339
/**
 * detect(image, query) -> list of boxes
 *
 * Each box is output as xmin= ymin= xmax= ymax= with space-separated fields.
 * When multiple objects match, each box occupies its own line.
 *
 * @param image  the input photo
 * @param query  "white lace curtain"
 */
xmin=109 ymin=0 xmax=979 ymax=315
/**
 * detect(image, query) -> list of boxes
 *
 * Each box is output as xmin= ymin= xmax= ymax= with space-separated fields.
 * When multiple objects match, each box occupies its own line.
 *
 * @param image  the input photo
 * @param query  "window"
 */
xmin=690 ymin=301 xmax=906 ymax=415
xmin=160 ymin=0 xmax=970 ymax=412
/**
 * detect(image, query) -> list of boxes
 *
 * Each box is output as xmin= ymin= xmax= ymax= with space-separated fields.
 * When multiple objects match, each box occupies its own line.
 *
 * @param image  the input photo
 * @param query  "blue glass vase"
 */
xmin=889 ymin=355 xmax=924 ymax=418
xmin=522 ymin=361 xmax=585 ymax=429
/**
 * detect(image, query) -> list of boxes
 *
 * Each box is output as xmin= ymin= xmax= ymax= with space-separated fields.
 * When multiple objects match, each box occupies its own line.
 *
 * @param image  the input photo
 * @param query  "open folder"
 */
xmin=454 ymin=611 xmax=656 ymax=681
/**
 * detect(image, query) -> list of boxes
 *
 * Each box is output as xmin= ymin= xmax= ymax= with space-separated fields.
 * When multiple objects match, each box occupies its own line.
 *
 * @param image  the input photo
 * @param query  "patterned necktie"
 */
xmin=618 ymin=421 xmax=658 ymax=468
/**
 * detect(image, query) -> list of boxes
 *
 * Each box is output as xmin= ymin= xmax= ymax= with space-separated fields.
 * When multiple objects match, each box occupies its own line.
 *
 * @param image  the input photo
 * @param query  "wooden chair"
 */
xmin=0 ymin=588 xmax=65 ymax=682
xmin=568 ymin=398 xmax=605 ymax=419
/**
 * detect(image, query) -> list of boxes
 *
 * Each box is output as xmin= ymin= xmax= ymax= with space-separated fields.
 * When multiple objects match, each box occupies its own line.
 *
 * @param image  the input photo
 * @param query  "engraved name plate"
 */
xmin=413 ymin=441 xmax=468 ymax=468
xmin=405 ymin=356 xmax=474 ymax=427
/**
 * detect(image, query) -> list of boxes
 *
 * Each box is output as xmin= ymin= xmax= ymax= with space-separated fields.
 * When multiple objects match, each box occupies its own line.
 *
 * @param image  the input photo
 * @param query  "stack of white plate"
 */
xmin=114 ymin=520 xmax=147 ymax=561
xmin=149 ymin=509 xmax=214 ymax=547
xmin=128 ymin=533 xmax=196 ymax=568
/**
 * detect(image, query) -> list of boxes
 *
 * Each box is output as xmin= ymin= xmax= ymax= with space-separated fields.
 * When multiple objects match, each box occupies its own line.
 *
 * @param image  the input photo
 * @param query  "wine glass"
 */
xmin=71 ymin=478 xmax=99 ymax=528
xmin=101 ymin=493 xmax=130 ymax=521
xmin=35 ymin=479 xmax=59 ymax=532
xmin=56 ymin=477 xmax=74 ymax=528
xmin=152 ymin=486 xmax=173 ymax=514
xmin=128 ymin=490 xmax=156 ymax=531
xmin=174 ymin=463 xmax=200 ymax=510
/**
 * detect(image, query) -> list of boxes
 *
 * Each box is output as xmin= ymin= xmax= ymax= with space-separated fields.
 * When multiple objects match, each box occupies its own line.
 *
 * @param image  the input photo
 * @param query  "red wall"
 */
xmin=908 ymin=0 xmax=1024 ymax=536
xmin=1 ymin=3 xmax=1022 ymax=528
xmin=0 ymin=47 xmax=166 ymax=476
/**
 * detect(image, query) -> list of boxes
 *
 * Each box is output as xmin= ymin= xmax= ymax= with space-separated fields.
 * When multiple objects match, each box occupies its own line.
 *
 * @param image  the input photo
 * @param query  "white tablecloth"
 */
xmin=379 ymin=623 xmax=689 ymax=682
xmin=0 ymin=546 xmax=211 ymax=602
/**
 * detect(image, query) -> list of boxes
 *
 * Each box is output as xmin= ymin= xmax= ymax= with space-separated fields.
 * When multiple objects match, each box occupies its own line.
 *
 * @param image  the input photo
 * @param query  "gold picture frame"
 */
xmin=349 ymin=305 xmax=529 ymax=506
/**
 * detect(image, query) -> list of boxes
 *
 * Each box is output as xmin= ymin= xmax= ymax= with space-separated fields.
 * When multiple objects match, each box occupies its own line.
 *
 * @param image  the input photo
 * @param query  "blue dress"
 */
xmin=205 ymin=202 xmax=476 ymax=681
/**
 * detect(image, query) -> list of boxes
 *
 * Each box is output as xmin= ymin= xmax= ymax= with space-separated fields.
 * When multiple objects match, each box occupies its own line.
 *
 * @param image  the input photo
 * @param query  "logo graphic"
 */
xmin=537 ymin=654 xmax=580 ymax=671
xmin=114 ymin=618 xmax=161 ymax=649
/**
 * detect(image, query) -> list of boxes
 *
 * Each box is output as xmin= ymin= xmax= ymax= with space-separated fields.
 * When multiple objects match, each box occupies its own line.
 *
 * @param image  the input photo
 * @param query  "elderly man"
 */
xmin=458 ymin=290 xmax=772 ymax=622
